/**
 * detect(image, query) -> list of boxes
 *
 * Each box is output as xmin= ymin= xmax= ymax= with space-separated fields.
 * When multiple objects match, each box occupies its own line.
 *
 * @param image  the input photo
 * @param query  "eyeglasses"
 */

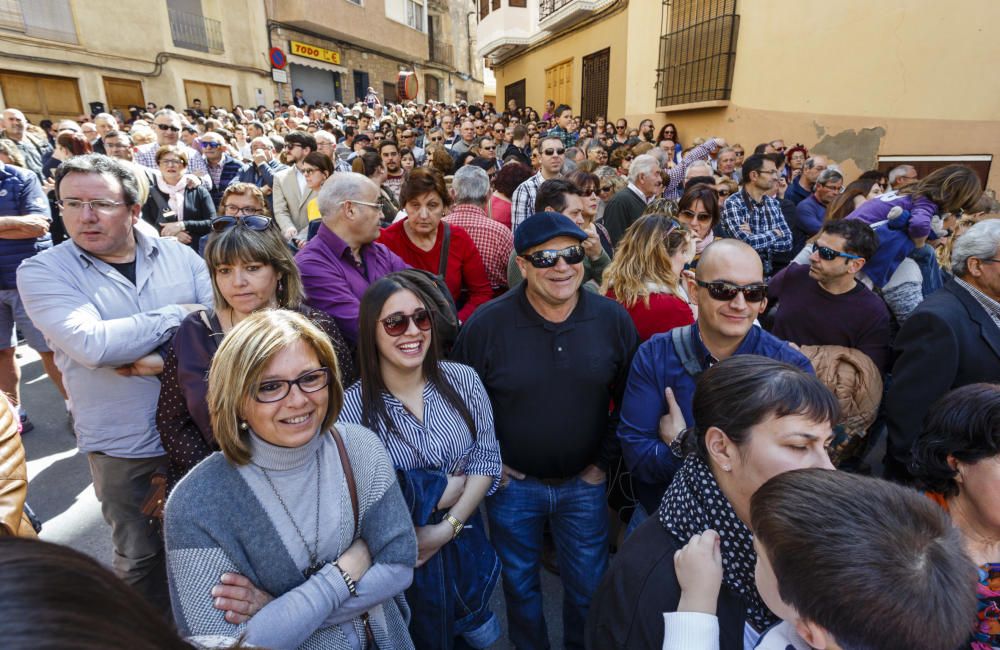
xmin=616 ymin=125 xmax=626 ymax=130
xmin=200 ymin=141 xmax=222 ymax=149
xmin=210 ymin=215 xmax=273 ymax=232
xmin=717 ymin=189 xmax=731 ymax=197
xmin=978 ymin=258 xmax=1000 ymax=264
xmin=156 ymin=124 xmax=181 ymax=132
xmin=679 ymin=209 xmax=714 ymax=223
xmin=520 ymin=244 xmax=586 ymax=268
xmin=301 ymin=166 xmax=326 ymax=175
xmin=481 ymin=145 xmax=496 ymax=151
xmin=346 ymin=197 xmax=384 ymax=210
xmin=159 ymin=158 xmax=185 ymax=167
xmin=756 ymin=169 xmax=779 ymax=176
xmin=600 ymin=185 xmax=614 ymax=193
xmin=254 ymin=367 xmax=331 ymax=403
xmin=583 ymin=187 xmax=598 ymax=196
xmin=221 ymin=205 xmax=266 ymax=217
xmin=380 ymin=308 xmax=433 ymax=336
xmin=57 ymin=199 xmax=125 ymax=215
xmin=696 ymin=279 xmax=768 ymax=303
xmin=542 ymin=148 xmax=566 ymax=156
xmin=814 ymin=245 xmax=861 ymax=261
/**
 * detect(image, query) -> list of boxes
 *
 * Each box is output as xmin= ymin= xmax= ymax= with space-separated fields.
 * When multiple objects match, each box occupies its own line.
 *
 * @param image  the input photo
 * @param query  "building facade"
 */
xmin=0 ymin=0 xmax=271 ymax=123
xmin=480 ymin=0 xmax=1000 ymax=188
xmin=267 ymin=0 xmax=484 ymax=107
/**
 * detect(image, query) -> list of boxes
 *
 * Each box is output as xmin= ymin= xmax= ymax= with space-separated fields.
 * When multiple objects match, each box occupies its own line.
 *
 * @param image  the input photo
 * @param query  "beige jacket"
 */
xmin=0 ymin=394 xmax=35 ymax=537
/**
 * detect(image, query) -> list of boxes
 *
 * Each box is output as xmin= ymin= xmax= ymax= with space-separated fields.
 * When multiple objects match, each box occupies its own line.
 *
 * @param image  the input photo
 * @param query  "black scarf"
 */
xmin=658 ymin=454 xmax=779 ymax=632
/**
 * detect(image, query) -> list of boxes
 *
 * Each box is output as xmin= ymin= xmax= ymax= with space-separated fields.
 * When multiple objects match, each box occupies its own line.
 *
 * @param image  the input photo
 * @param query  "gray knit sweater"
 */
xmin=164 ymin=423 xmax=418 ymax=650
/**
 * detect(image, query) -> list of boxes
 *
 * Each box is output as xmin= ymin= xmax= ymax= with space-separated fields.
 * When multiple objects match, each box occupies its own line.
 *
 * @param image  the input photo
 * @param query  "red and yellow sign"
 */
xmin=290 ymin=40 xmax=341 ymax=65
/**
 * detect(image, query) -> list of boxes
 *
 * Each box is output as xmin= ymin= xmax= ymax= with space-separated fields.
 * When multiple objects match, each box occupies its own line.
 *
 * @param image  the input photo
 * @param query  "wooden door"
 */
xmin=0 ymin=71 xmax=82 ymax=124
xmin=183 ymin=80 xmax=233 ymax=111
xmin=103 ymin=77 xmax=145 ymax=115
xmin=544 ymin=59 xmax=572 ymax=109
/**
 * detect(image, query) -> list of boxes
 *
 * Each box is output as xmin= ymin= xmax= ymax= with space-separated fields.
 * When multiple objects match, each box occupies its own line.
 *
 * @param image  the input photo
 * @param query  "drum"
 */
xmin=396 ymin=71 xmax=419 ymax=101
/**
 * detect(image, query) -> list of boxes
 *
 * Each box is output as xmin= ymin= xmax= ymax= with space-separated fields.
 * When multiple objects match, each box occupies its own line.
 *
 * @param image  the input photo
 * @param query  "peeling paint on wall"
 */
xmin=811 ymin=125 xmax=887 ymax=171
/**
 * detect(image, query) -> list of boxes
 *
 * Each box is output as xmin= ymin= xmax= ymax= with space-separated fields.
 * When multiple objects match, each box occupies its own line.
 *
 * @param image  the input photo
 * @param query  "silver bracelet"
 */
xmin=332 ymin=561 xmax=358 ymax=597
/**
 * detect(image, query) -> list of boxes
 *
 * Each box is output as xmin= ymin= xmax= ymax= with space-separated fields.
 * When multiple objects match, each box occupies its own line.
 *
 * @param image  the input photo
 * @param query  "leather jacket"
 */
xmin=0 ymin=394 xmax=35 ymax=537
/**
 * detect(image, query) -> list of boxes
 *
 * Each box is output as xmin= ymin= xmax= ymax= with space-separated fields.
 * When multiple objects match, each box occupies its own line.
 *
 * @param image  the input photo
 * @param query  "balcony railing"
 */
xmin=168 ymin=7 xmax=224 ymax=54
xmin=429 ymin=41 xmax=453 ymax=66
xmin=538 ymin=0 xmax=574 ymax=21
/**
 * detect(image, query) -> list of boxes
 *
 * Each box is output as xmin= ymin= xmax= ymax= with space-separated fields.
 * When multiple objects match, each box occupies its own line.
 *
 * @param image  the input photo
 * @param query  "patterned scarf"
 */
xmin=658 ymin=454 xmax=778 ymax=632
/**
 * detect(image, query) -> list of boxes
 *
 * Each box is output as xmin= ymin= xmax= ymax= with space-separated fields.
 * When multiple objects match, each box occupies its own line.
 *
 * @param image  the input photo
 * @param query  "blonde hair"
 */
xmin=208 ymin=310 xmax=343 ymax=465
xmin=601 ymin=214 xmax=691 ymax=308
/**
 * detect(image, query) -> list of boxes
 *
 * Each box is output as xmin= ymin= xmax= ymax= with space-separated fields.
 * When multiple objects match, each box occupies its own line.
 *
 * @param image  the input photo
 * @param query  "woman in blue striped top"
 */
xmin=339 ymin=273 xmax=503 ymax=649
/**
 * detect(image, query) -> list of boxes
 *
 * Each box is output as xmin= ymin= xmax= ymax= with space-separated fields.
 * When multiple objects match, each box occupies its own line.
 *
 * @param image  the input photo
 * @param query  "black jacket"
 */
xmin=602 ymin=188 xmax=646 ymax=247
xmin=140 ymin=183 xmax=217 ymax=250
xmin=586 ymin=516 xmax=747 ymax=650
xmin=884 ymin=279 xmax=1000 ymax=481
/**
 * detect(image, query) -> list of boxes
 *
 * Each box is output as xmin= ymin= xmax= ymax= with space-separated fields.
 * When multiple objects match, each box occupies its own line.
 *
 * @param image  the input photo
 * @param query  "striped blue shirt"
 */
xmin=339 ymin=361 xmax=502 ymax=494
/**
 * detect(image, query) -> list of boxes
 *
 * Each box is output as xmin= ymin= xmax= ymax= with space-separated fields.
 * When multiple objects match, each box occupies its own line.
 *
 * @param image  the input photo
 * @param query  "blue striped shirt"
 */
xmin=339 ymin=361 xmax=503 ymax=494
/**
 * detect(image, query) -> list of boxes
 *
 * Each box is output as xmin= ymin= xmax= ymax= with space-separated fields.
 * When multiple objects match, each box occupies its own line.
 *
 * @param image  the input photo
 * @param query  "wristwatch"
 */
xmin=444 ymin=513 xmax=464 ymax=539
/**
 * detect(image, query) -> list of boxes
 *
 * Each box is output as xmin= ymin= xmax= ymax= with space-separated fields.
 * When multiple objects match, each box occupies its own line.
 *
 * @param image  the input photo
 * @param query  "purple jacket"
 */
xmin=295 ymin=225 xmax=408 ymax=346
xmin=846 ymin=192 xmax=937 ymax=239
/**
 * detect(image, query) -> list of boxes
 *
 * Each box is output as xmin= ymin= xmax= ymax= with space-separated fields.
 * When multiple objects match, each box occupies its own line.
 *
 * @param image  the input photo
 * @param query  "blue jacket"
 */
xmin=396 ymin=467 xmax=500 ymax=649
xmin=618 ymin=323 xmax=814 ymax=512
xmin=235 ymin=159 xmax=286 ymax=212
xmin=0 ymin=164 xmax=51 ymax=290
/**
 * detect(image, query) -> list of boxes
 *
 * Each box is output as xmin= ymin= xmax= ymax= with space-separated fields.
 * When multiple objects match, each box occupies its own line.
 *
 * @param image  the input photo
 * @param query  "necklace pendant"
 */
xmin=303 ymin=560 xmax=325 ymax=578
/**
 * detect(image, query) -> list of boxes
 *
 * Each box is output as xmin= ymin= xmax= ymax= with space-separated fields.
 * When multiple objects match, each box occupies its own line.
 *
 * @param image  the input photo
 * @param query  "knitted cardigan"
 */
xmin=164 ymin=423 xmax=417 ymax=649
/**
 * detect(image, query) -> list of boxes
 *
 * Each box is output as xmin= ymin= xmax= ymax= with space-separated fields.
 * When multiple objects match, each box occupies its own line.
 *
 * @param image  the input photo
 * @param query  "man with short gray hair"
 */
xmin=884 ymin=219 xmax=1000 ymax=482
xmin=889 ymin=164 xmax=918 ymax=190
xmin=786 ymin=155 xmax=829 ymax=205
xmin=445 ymin=165 xmax=513 ymax=293
xmin=603 ymin=154 xmax=664 ymax=246
xmin=295 ymin=172 xmax=408 ymax=346
xmin=793 ymin=168 xmax=844 ymax=250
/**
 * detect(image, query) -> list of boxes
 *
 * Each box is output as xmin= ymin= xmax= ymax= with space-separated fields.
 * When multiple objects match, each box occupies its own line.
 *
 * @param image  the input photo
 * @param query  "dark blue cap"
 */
xmin=514 ymin=211 xmax=588 ymax=254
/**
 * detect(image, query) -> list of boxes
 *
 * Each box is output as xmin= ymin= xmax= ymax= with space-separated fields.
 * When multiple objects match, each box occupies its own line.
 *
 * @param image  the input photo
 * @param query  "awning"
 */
xmin=288 ymin=54 xmax=348 ymax=75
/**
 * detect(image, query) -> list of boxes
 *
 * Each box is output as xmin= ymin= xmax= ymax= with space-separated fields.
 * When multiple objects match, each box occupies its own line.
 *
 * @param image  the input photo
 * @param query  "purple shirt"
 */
xmin=847 ymin=192 xmax=936 ymax=239
xmin=295 ymin=225 xmax=408 ymax=346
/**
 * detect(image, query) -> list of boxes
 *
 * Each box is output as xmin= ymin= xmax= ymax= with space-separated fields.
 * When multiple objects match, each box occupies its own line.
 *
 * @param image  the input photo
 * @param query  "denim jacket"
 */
xmin=396 ymin=467 xmax=500 ymax=648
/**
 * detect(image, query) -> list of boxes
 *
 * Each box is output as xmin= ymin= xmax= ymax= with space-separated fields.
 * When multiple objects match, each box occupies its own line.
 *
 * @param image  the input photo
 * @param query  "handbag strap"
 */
xmin=437 ymin=223 xmax=451 ymax=279
xmin=332 ymin=427 xmax=359 ymax=535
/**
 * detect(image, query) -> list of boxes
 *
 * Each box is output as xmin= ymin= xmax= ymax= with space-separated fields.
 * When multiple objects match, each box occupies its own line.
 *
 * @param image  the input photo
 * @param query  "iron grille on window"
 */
xmin=538 ymin=0 xmax=573 ymax=22
xmin=168 ymin=7 xmax=224 ymax=54
xmin=656 ymin=0 xmax=738 ymax=107
xmin=581 ymin=48 xmax=610 ymax=121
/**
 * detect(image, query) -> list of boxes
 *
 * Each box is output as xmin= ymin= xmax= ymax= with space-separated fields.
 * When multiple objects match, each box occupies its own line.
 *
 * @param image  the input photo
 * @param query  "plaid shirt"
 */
xmin=720 ymin=188 xmax=792 ymax=275
xmin=510 ymin=171 xmax=545 ymax=232
xmin=206 ymin=154 xmax=248 ymax=205
xmin=663 ymin=138 xmax=721 ymax=200
xmin=135 ymin=142 xmax=208 ymax=176
xmin=444 ymin=204 xmax=513 ymax=290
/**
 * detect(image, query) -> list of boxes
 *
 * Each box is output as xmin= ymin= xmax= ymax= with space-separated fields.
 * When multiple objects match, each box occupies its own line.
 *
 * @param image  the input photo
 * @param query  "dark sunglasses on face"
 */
xmin=542 ymin=148 xmax=565 ymax=156
xmin=717 ymin=189 xmax=731 ymax=197
xmin=520 ymin=244 xmax=586 ymax=268
xmin=600 ymin=185 xmax=614 ymax=193
xmin=680 ymin=209 xmax=713 ymax=223
xmin=156 ymin=124 xmax=181 ymax=132
xmin=381 ymin=308 xmax=433 ymax=337
xmin=210 ymin=215 xmax=273 ymax=232
xmin=814 ymin=245 xmax=861 ymax=261
xmin=200 ymin=141 xmax=222 ymax=149
xmin=696 ymin=279 xmax=768 ymax=303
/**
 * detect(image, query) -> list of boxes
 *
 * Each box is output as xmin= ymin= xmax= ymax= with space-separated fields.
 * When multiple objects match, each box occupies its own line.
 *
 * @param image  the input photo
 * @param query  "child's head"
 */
xmin=750 ymin=468 xmax=977 ymax=650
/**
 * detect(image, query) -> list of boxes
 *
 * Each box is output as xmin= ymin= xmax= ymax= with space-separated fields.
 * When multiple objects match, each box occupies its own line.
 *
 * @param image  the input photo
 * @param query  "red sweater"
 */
xmin=379 ymin=220 xmax=493 ymax=322
xmin=607 ymin=289 xmax=694 ymax=341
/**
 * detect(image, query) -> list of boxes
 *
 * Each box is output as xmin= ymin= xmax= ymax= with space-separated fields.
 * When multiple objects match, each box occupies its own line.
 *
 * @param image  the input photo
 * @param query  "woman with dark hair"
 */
xmin=352 ymin=148 xmax=400 ymax=226
xmin=453 ymin=150 xmax=477 ymax=174
xmin=302 ymin=151 xmax=334 ymax=225
xmin=825 ymin=178 xmax=883 ymax=223
xmin=675 ymin=183 xmax=721 ymax=265
xmin=156 ymin=185 xmax=354 ymax=491
xmin=339 ymin=274 xmax=503 ymax=648
xmin=656 ymin=123 xmax=682 ymax=157
xmin=379 ymin=168 xmax=493 ymax=322
xmin=491 ymin=161 xmax=533 ymax=229
xmin=587 ymin=355 xmax=838 ymax=650
xmin=912 ymin=382 xmax=1000 ymax=650
xmin=610 ymin=146 xmax=633 ymax=177
xmin=566 ymin=169 xmax=614 ymax=255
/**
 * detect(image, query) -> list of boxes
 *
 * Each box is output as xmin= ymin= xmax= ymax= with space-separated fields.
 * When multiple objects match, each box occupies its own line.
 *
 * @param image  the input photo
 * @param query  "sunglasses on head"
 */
xmin=520 ymin=244 xmax=585 ymax=268
xmin=210 ymin=215 xmax=273 ymax=232
xmin=696 ymin=279 xmax=768 ymax=303
xmin=814 ymin=245 xmax=861 ymax=261
xmin=380 ymin=308 xmax=432 ymax=337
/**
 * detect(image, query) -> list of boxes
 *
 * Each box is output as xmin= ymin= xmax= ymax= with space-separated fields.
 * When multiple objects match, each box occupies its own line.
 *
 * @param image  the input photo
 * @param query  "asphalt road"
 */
xmin=18 ymin=343 xmax=567 ymax=648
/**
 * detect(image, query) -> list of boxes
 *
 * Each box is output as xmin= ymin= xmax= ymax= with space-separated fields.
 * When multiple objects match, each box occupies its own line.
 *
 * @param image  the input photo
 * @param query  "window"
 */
xmin=167 ymin=0 xmax=223 ymax=53
xmin=581 ymin=48 xmax=610 ymax=122
xmin=1 ymin=0 xmax=79 ymax=44
xmin=383 ymin=81 xmax=398 ymax=103
xmin=425 ymin=75 xmax=440 ymax=102
xmin=509 ymin=0 xmax=527 ymax=7
xmin=877 ymin=155 xmax=992 ymax=191
xmin=504 ymin=79 xmax=525 ymax=113
xmin=456 ymin=90 xmax=468 ymax=103
xmin=479 ymin=0 xmax=489 ymax=20
xmin=386 ymin=0 xmax=424 ymax=31
xmin=656 ymin=0 xmax=738 ymax=107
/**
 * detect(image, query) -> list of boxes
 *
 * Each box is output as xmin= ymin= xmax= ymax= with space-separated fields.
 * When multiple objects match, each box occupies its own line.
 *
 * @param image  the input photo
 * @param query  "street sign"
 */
xmin=272 ymin=68 xmax=288 ymax=84
xmin=269 ymin=47 xmax=287 ymax=70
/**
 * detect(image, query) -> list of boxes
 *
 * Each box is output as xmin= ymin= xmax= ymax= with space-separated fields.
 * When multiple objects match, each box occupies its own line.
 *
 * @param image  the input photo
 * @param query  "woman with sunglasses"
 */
xmin=380 ymin=168 xmax=493 ymax=323
xmin=303 ymin=151 xmax=334 ymax=226
xmin=339 ymin=274 xmax=503 ymax=649
xmin=567 ymin=169 xmax=614 ymax=256
xmin=141 ymin=145 xmax=217 ymax=251
xmin=675 ymin=183 xmax=722 ymax=266
xmin=601 ymin=215 xmax=696 ymax=341
xmin=156 ymin=186 xmax=355 ymax=492
xmin=165 ymin=310 xmax=417 ymax=649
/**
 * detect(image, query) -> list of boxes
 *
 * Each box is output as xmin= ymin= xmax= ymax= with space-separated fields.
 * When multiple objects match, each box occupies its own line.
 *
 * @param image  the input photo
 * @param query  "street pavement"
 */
xmin=18 ymin=343 xmax=566 ymax=648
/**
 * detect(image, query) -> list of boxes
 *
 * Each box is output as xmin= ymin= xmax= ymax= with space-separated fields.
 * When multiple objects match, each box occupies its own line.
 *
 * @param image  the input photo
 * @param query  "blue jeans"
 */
xmin=486 ymin=475 xmax=609 ymax=650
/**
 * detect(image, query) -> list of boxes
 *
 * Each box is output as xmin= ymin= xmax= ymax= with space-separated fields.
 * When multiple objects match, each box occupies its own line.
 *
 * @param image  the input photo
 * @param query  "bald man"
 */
xmin=615 ymin=239 xmax=813 ymax=522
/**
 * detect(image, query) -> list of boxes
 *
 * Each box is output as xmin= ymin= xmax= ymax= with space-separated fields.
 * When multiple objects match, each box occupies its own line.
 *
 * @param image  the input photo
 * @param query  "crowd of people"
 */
xmin=0 ymin=91 xmax=998 ymax=650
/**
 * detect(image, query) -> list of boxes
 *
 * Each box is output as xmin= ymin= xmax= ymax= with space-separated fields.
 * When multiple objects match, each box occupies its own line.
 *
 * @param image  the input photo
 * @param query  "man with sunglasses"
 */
xmin=617 ymin=239 xmax=812 ymax=523
xmin=720 ymin=153 xmax=793 ymax=276
xmin=768 ymin=219 xmax=890 ymax=372
xmin=199 ymin=132 xmax=246 ymax=206
xmin=272 ymin=131 xmax=317 ymax=244
xmin=510 ymin=135 xmax=565 ymax=231
xmin=134 ymin=110 xmax=208 ymax=178
xmin=452 ymin=211 xmax=638 ymax=650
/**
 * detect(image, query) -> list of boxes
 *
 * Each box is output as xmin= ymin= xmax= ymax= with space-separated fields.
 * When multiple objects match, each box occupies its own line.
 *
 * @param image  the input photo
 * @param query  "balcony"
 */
xmin=477 ymin=1 xmax=536 ymax=65
xmin=429 ymin=41 xmax=453 ymax=66
xmin=168 ymin=7 xmax=224 ymax=54
xmin=0 ymin=0 xmax=78 ymax=44
xmin=538 ymin=0 xmax=615 ymax=32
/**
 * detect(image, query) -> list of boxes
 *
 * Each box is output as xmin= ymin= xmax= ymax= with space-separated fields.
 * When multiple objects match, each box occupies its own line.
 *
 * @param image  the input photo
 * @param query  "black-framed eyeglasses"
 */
xmin=814 ymin=245 xmax=861 ymax=261
xmin=381 ymin=308 xmax=432 ymax=337
xmin=156 ymin=124 xmax=181 ymax=132
xmin=696 ymin=280 xmax=768 ymax=303
xmin=210 ymin=215 xmax=273 ymax=232
xmin=254 ymin=367 xmax=331 ymax=403
xmin=541 ymin=148 xmax=565 ymax=156
xmin=520 ymin=245 xmax=586 ymax=268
